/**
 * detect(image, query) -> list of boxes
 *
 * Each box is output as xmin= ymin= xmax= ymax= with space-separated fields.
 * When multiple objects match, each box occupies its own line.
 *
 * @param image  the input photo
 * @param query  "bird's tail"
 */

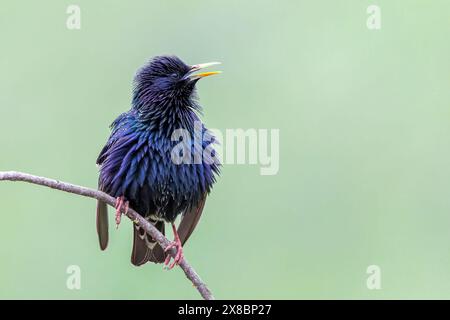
xmin=131 ymin=219 xmax=166 ymax=266
xmin=96 ymin=200 xmax=109 ymax=250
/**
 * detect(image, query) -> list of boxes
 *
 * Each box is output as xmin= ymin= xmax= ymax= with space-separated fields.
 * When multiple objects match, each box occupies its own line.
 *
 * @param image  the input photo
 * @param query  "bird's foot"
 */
xmin=164 ymin=240 xmax=183 ymax=270
xmin=164 ymin=223 xmax=184 ymax=270
xmin=115 ymin=196 xmax=129 ymax=229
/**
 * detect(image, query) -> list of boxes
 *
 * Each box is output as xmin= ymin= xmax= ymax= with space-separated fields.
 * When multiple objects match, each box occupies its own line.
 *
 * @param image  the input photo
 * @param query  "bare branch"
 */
xmin=0 ymin=171 xmax=214 ymax=300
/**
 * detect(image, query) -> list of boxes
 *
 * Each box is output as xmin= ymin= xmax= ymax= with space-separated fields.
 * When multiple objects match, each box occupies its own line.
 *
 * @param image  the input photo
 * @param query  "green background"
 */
xmin=1 ymin=0 xmax=449 ymax=299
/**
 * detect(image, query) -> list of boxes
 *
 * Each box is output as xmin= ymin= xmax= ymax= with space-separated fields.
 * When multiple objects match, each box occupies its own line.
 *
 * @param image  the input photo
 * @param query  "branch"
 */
xmin=0 ymin=171 xmax=214 ymax=300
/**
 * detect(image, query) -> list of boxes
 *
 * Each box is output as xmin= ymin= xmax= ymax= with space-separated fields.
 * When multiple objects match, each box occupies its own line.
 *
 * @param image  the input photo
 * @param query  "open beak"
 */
xmin=186 ymin=61 xmax=222 ymax=80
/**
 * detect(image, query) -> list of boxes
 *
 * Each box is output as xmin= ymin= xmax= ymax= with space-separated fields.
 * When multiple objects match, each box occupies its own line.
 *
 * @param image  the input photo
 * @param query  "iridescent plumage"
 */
xmin=96 ymin=56 xmax=220 ymax=266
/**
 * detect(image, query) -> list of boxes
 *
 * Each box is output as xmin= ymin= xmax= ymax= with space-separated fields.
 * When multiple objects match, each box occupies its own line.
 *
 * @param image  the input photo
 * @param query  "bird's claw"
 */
xmin=164 ymin=239 xmax=184 ymax=270
xmin=115 ymin=196 xmax=129 ymax=229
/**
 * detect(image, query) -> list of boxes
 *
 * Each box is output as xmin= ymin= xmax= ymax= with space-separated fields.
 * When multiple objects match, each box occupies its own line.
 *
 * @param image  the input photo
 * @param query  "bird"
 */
xmin=95 ymin=55 xmax=221 ymax=268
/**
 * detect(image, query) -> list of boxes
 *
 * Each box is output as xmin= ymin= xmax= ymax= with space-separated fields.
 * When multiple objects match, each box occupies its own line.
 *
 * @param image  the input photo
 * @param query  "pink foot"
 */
xmin=164 ymin=223 xmax=184 ymax=270
xmin=115 ymin=196 xmax=129 ymax=229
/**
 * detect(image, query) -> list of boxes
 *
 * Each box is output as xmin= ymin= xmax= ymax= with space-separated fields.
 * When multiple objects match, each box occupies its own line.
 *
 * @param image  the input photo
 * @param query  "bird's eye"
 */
xmin=170 ymin=73 xmax=179 ymax=79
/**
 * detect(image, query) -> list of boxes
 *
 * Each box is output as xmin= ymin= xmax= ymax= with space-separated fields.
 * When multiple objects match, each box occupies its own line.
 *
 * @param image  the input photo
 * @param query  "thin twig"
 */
xmin=0 ymin=171 xmax=214 ymax=300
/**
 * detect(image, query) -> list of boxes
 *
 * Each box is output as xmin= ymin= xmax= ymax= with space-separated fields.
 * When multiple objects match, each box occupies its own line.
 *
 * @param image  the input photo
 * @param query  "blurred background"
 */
xmin=0 ymin=0 xmax=449 ymax=299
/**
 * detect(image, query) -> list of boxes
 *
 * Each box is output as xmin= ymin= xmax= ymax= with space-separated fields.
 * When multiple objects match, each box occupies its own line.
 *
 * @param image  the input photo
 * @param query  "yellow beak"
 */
xmin=194 ymin=71 xmax=222 ymax=78
xmin=189 ymin=62 xmax=222 ymax=80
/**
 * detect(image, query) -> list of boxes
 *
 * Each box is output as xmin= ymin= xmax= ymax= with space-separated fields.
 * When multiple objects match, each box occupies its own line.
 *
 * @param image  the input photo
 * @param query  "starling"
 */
xmin=96 ymin=56 xmax=221 ymax=268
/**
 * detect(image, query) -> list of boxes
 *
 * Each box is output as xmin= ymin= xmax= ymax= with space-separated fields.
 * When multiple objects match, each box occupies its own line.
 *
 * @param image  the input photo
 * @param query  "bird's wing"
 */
xmin=96 ymin=143 xmax=110 ymax=251
xmin=96 ymin=141 xmax=112 ymax=251
xmin=96 ymin=144 xmax=110 ymax=166
xmin=177 ymin=194 xmax=207 ymax=245
xmin=95 ymin=112 xmax=132 ymax=251
xmin=96 ymin=111 xmax=131 ymax=166
xmin=96 ymin=200 xmax=108 ymax=250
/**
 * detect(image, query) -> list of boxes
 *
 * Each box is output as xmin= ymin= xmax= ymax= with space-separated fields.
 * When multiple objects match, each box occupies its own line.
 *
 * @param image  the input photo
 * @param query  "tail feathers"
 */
xmin=96 ymin=200 xmax=109 ymax=250
xmin=131 ymin=220 xmax=166 ymax=266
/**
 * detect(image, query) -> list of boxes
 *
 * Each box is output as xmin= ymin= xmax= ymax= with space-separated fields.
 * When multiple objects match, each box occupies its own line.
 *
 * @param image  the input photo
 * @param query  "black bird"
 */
xmin=96 ymin=56 xmax=220 ymax=268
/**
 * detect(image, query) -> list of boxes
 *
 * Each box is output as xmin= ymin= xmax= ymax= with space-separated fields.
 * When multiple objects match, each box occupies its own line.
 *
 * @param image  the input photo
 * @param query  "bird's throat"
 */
xmin=133 ymin=98 xmax=200 ymax=136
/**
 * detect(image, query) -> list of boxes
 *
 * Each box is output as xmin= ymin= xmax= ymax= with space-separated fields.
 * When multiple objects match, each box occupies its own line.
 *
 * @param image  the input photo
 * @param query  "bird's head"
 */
xmin=132 ymin=55 xmax=221 ymax=120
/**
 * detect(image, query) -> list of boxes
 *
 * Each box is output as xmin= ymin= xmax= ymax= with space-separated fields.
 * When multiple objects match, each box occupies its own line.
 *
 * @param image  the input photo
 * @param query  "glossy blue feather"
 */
xmin=97 ymin=56 xmax=220 ymax=222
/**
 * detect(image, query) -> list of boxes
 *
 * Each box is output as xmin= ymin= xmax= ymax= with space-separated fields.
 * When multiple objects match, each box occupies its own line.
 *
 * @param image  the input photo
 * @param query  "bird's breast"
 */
xmin=99 ymin=127 xmax=218 ymax=220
